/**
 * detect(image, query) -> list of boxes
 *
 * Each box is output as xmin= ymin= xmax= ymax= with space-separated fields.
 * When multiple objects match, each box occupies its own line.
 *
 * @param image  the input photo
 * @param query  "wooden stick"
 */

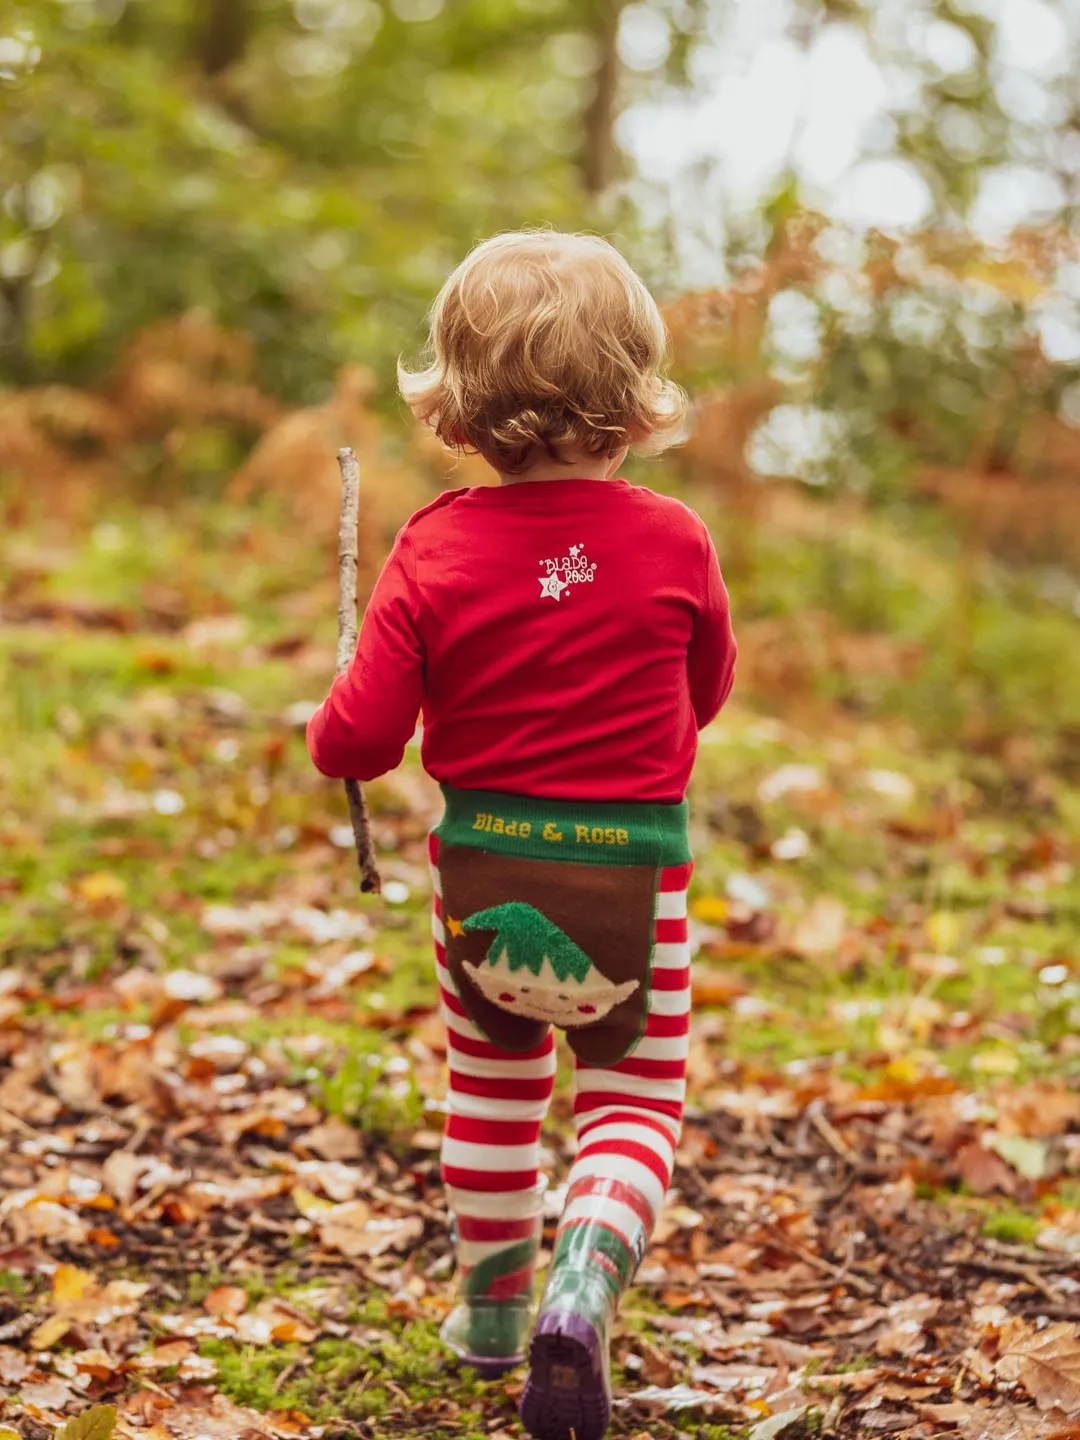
xmin=336 ymin=447 xmax=381 ymax=895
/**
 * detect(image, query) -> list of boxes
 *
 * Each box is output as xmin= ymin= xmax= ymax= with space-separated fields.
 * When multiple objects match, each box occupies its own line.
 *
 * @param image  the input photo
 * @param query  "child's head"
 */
xmin=399 ymin=231 xmax=685 ymax=475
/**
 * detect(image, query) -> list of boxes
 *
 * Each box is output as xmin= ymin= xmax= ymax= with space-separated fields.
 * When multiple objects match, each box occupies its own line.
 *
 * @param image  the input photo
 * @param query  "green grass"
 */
xmin=0 ymin=1271 xmax=30 ymax=1299
xmin=980 ymin=1205 xmax=1043 ymax=1246
xmin=3 ymin=486 xmax=1079 ymax=1242
xmin=200 ymin=1312 xmax=489 ymax=1430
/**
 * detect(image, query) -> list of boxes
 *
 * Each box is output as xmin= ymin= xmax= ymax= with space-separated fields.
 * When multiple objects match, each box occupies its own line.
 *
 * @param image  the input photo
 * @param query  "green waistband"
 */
xmin=435 ymin=785 xmax=691 ymax=867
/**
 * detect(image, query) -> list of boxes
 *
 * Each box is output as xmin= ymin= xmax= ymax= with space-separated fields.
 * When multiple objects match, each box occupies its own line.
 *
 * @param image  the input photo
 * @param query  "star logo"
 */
xmin=445 ymin=915 xmax=466 ymax=939
xmin=539 ymin=573 xmax=568 ymax=602
xmin=569 ymin=544 xmax=581 ymax=558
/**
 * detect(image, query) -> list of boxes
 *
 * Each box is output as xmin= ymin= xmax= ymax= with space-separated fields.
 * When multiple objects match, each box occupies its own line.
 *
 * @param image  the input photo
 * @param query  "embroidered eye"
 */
xmin=499 ymin=992 xmax=516 ymax=1004
xmin=519 ymin=986 xmax=530 ymax=994
xmin=558 ymin=994 xmax=569 ymax=1002
xmin=578 ymin=1004 xmax=597 ymax=1015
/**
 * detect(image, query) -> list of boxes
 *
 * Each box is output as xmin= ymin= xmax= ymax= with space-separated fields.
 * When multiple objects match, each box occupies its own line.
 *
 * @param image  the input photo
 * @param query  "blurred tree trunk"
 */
xmin=196 ymin=0 xmax=251 ymax=77
xmin=581 ymin=0 xmax=626 ymax=196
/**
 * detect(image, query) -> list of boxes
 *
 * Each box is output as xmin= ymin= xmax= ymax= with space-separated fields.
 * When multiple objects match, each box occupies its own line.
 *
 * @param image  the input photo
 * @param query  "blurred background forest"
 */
xmin=4 ymin=6 xmax=1080 ymax=1439
xmin=3 ymin=0 xmax=1080 ymax=744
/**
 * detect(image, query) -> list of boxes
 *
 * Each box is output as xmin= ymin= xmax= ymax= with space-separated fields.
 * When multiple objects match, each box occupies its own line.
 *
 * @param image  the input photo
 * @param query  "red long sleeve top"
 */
xmin=307 ymin=477 xmax=736 ymax=804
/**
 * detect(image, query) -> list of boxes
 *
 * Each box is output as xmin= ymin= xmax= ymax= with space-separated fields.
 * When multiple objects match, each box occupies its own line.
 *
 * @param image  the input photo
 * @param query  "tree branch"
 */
xmin=336 ymin=447 xmax=381 ymax=895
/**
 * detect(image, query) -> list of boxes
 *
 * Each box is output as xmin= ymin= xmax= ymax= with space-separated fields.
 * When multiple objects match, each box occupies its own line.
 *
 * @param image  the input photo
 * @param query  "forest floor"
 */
xmin=1 ymin=486 xmax=1079 ymax=1440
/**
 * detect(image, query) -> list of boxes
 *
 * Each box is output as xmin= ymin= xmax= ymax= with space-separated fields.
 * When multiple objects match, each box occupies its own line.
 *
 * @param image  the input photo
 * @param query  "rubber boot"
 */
xmin=520 ymin=1176 xmax=650 ymax=1440
xmin=440 ymin=1185 xmax=542 ymax=1378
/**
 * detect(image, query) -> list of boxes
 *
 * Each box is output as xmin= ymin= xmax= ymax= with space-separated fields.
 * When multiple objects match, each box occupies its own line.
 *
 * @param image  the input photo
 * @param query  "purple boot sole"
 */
xmin=519 ymin=1311 xmax=611 ymax=1440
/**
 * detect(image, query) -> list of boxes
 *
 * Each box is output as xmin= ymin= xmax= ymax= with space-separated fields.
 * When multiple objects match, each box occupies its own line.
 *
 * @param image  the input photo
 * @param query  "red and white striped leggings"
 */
xmin=429 ymin=835 xmax=691 ymax=1273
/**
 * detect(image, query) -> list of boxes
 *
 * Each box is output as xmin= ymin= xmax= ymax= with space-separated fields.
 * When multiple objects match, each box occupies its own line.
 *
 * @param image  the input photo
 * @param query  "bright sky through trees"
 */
xmin=619 ymin=0 xmax=1075 ymax=249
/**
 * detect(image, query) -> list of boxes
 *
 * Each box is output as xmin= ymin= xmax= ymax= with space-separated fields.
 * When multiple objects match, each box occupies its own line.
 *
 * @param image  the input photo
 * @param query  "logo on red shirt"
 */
xmin=538 ymin=543 xmax=597 ymax=602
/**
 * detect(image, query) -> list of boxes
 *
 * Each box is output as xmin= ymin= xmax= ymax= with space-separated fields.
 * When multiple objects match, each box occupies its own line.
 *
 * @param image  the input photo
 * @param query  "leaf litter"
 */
xmin=2 ymin=505 xmax=1079 ymax=1439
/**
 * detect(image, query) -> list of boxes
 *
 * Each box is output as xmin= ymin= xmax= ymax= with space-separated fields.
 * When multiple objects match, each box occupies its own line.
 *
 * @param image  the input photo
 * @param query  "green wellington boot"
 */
xmin=520 ymin=1175 xmax=650 ymax=1440
xmin=440 ymin=1186 xmax=543 ymax=1377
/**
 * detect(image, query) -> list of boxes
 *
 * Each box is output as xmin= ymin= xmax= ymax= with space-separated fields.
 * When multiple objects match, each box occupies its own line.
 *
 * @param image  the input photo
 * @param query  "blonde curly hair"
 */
xmin=398 ymin=231 xmax=686 ymax=475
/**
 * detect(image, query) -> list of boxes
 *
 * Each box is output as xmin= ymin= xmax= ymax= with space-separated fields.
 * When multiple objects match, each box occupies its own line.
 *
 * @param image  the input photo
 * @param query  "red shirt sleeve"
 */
xmin=306 ymin=531 xmax=425 ymax=781
xmin=688 ymin=520 xmax=736 ymax=729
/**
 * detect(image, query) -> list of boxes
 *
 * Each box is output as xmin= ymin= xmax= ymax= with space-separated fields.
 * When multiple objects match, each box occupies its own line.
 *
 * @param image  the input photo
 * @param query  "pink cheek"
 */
xmin=577 ymin=1004 xmax=597 ymax=1016
xmin=499 ymin=993 xmax=517 ymax=1004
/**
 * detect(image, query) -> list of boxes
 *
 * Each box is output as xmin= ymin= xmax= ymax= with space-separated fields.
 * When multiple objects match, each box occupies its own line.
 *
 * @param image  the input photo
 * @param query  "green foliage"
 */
xmin=1 ymin=0 xmax=595 ymax=396
xmin=980 ymin=1204 xmax=1042 ymax=1247
xmin=317 ymin=1048 xmax=422 ymax=1138
xmin=203 ymin=1319 xmax=486 ymax=1426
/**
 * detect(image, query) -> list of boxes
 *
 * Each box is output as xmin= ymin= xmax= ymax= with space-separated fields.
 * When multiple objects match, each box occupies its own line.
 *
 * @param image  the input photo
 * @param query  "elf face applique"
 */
xmin=437 ymin=845 xmax=656 ymax=1066
xmin=459 ymin=902 xmax=639 ymax=1027
xmin=538 ymin=542 xmax=597 ymax=602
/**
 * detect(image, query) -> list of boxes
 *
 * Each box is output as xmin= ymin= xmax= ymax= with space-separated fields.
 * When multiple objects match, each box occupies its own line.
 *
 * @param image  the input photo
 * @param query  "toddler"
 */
xmin=307 ymin=231 xmax=736 ymax=1440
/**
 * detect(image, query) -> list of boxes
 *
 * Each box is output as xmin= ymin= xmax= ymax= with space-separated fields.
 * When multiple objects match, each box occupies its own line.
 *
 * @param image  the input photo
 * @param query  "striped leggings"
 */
xmin=429 ymin=834 xmax=691 ymax=1290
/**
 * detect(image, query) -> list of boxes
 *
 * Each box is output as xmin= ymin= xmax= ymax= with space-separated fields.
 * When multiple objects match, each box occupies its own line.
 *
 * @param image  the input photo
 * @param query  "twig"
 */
xmin=336 ymin=447 xmax=381 ymax=896
xmin=760 ymin=1221 xmax=877 ymax=1298
xmin=273 ymin=1361 xmax=300 ymax=1394
xmin=957 ymin=1256 xmax=1060 ymax=1303
xmin=807 ymin=1101 xmax=863 ymax=1168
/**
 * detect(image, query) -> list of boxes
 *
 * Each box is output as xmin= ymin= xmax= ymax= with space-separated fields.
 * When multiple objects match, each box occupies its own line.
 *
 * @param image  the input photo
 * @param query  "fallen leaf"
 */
xmin=293 ymin=1185 xmax=336 ymax=1218
xmin=918 ymin=1400 xmax=975 ymax=1425
xmin=0 ymin=1346 xmax=32 ymax=1384
xmin=162 ymin=969 xmax=223 ymax=1004
xmin=990 ymin=1134 xmax=1052 ymax=1181
xmin=691 ymin=895 xmax=729 ymax=924
xmin=205 ymin=1285 xmax=248 ymax=1318
xmin=101 ymin=1152 xmax=144 ymax=1206
xmin=955 ymin=1141 xmax=1017 ymax=1197
xmin=53 ymin=1263 xmax=96 ymax=1304
xmin=757 ymin=764 xmax=824 ymax=804
xmin=691 ymin=969 xmax=747 ymax=1007
xmin=874 ymin=1294 xmax=940 ymax=1357
xmin=73 ymin=1347 xmax=124 ymax=1379
xmin=134 ymin=1340 xmax=194 ymax=1369
xmin=56 ymin=1406 xmax=118 ymax=1440
xmin=21 ymin=1375 xmax=77 ymax=1409
xmin=75 ymin=873 xmax=127 ymax=911
xmin=30 ymin=1312 xmax=74 ymax=1350
xmin=997 ymin=1322 xmax=1080 ymax=1416
xmin=789 ymin=896 xmax=847 ymax=957
xmin=627 ymin=1383 xmax=733 ymax=1414
xmin=749 ymin=1408 xmax=809 ymax=1440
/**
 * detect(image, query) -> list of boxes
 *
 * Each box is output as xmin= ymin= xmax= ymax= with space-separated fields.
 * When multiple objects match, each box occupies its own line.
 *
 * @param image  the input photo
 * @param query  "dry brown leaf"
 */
xmin=204 ymin=1285 xmax=248 ymax=1318
xmin=788 ymin=896 xmax=847 ymax=958
xmin=102 ymin=1151 xmax=145 ymax=1206
xmin=0 ymin=1345 xmax=33 ymax=1383
xmin=73 ymin=1347 xmax=125 ymax=1378
xmin=134 ymin=1340 xmax=194 ymax=1370
xmin=300 ymin=1117 xmax=364 ymax=1162
xmin=918 ymin=1399 xmax=975 ymax=1425
xmin=691 ymin=969 xmax=748 ymax=1007
xmin=955 ymin=1141 xmax=1018 ymax=1196
xmin=21 ymin=1375 xmax=78 ymax=1411
xmin=997 ymin=1322 xmax=1080 ymax=1416
xmin=874 ymin=1294 xmax=940 ymax=1357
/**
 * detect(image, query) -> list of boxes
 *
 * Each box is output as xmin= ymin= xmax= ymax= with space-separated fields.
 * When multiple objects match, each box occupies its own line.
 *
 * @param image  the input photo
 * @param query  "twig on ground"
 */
xmin=821 ymin=1392 xmax=845 ymax=1437
xmin=274 ymin=1361 xmax=300 ymax=1394
xmin=807 ymin=1101 xmax=863 ymax=1167
xmin=336 ymin=447 xmax=380 ymax=896
xmin=760 ymin=1220 xmax=877 ymax=1298
xmin=957 ymin=1256 xmax=1061 ymax=1303
xmin=128 ymin=1176 xmax=189 ymax=1220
